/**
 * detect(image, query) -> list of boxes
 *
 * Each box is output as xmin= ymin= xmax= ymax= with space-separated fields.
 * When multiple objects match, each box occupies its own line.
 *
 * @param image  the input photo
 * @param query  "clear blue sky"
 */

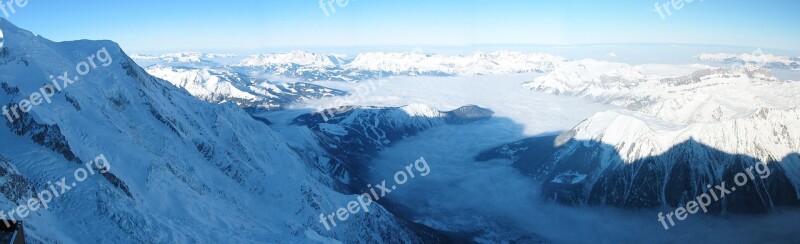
xmin=5 ymin=0 xmax=800 ymax=53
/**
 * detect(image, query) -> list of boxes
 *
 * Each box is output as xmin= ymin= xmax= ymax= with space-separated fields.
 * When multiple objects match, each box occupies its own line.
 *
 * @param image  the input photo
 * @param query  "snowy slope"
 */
xmin=345 ymin=51 xmax=562 ymax=76
xmin=145 ymin=65 xmax=347 ymax=110
xmin=0 ymin=19 xmax=433 ymax=243
xmin=136 ymin=50 xmax=563 ymax=83
xmin=234 ymin=51 xmax=358 ymax=82
xmin=237 ymin=50 xmax=341 ymax=68
xmin=492 ymin=59 xmax=800 ymax=213
xmin=130 ymin=52 xmax=239 ymax=68
xmin=568 ymin=108 xmax=800 ymax=167
xmin=698 ymin=52 xmax=800 ymax=70
xmin=478 ymin=106 xmax=800 ymax=212
xmin=563 ymin=107 xmax=800 ymax=212
xmin=522 ymin=59 xmax=651 ymax=97
xmin=230 ymin=51 xmax=564 ymax=82
xmin=524 ymin=59 xmax=799 ymax=124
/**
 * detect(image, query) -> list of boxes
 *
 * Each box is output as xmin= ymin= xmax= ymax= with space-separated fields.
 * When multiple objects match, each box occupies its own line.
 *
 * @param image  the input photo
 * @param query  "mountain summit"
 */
xmin=0 ymin=19 xmax=431 ymax=243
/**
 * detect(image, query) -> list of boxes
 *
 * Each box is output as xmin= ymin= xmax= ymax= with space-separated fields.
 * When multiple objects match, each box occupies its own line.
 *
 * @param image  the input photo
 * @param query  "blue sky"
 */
xmin=4 ymin=0 xmax=800 ymax=53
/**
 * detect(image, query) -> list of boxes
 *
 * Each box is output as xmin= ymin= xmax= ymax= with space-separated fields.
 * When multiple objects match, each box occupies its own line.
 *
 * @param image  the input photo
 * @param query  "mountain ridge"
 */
xmin=0 ymin=19 xmax=435 ymax=243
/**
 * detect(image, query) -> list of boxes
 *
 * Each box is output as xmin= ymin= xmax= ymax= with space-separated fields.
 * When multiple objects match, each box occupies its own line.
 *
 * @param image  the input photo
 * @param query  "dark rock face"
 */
xmin=5 ymin=102 xmax=79 ymax=163
xmin=475 ymin=135 xmax=559 ymax=177
xmin=583 ymin=141 xmax=800 ymax=214
xmin=0 ymin=155 xmax=33 ymax=203
xmin=479 ymin=136 xmax=800 ymax=214
xmin=445 ymin=105 xmax=494 ymax=124
xmin=3 ymin=103 xmax=134 ymax=199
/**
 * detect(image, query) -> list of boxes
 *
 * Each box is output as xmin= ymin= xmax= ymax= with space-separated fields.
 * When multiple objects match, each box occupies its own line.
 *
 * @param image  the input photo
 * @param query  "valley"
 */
xmin=0 ymin=12 xmax=799 ymax=242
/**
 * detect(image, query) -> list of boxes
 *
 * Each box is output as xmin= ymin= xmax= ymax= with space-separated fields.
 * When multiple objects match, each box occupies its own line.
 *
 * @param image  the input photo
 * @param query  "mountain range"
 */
xmin=0 ymin=19 xmax=445 ymax=243
xmin=2 ymin=17 xmax=800 ymax=243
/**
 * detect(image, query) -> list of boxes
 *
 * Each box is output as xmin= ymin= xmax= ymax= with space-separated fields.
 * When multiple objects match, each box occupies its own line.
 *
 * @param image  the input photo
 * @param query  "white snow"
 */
xmin=147 ymin=65 xmax=261 ymax=103
xmin=344 ymin=51 xmax=564 ymax=75
xmin=399 ymin=103 xmax=446 ymax=118
xmin=698 ymin=52 xmax=800 ymax=68
xmin=0 ymin=20 xmax=420 ymax=243
xmin=237 ymin=50 xmax=338 ymax=68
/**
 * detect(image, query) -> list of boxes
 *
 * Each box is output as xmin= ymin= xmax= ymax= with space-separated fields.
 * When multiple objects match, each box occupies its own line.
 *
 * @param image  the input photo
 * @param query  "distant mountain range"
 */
xmin=136 ymin=46 xmax=800 ymax=224
xmin=698 ymin=52 xmax=800 ymax=70
xmin=145 ymin=65 xmax=347 ymax=110
xmin=134 ymin=50 xmax=564 ymax=82
xmin=0 ymin=19 xmax=444 ymax=243
xmin=2 ymin=16 xmax=800 ymax=242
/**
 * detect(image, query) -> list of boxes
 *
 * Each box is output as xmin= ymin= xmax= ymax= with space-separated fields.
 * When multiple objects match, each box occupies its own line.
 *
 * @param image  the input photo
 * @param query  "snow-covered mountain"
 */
xmin=0 ymin=19 xmax=443 ymax=243
xmin=133 ymin=51 xmax=368 ymax=88
xmin=237 ymin=50 xmax=342 ymax=68
xmin=478 ymin=107 xmax=800 ymax=213
xmin=524 ymin=60 xmax=799 ymax=124
xmin=344 ymin=51 xmax=562 ymax=76
xmin=130 ymin=52 xmax=239 ymax=68
xmin=47 ymin=19 xmax=800 ymax=241
xmin=484 ymin=59 xmax=800 ymax=214
xmin=135 ymin=50 xmax=564 ymax=83
xmin=145 ymin=65 xmax=347 ymax=110
xmin=698 ymin=52 xmax=800 ymax=70
xmin=522 ymin=59 xmax=651 ymax=97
